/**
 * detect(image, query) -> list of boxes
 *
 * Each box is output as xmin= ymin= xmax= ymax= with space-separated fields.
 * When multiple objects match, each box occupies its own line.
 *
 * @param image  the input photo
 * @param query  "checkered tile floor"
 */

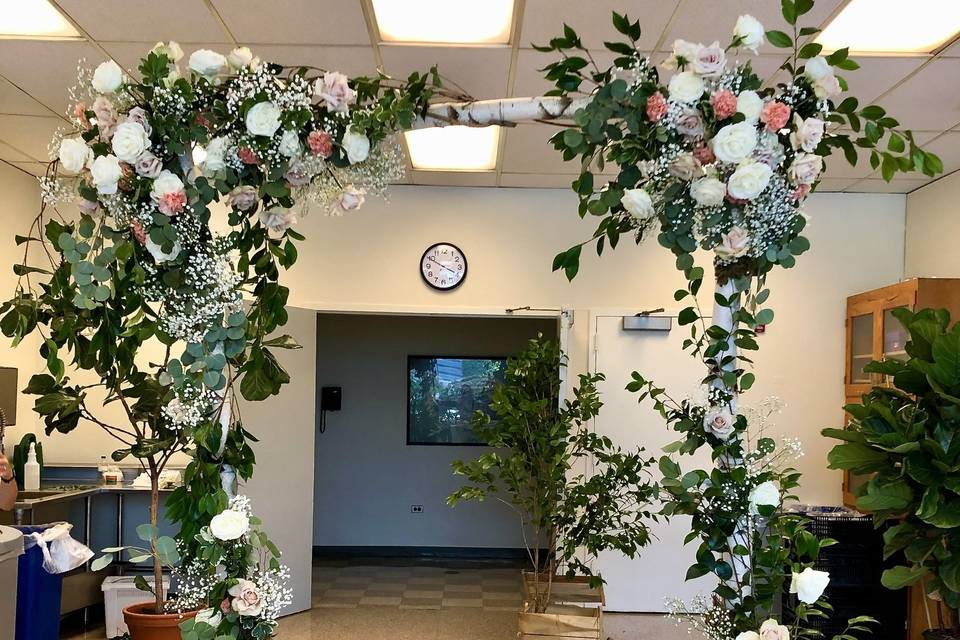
xmin=312 ymin=563 xmax=524 ymax=611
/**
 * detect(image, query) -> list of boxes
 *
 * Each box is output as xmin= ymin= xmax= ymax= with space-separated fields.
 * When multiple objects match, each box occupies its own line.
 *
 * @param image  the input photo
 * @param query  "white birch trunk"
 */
xmin=413 ymin=96 xmax=592 ymax=129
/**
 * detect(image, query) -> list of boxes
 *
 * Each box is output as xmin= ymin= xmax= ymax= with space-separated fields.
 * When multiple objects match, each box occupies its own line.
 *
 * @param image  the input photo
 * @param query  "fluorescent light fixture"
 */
xmin=404 ymin=126 xmax=500 ymax=171
xmin=0 ymin=0 xmax=80 ymax=38
xmin=371 ymin=0 xmax=514 ymax=44
xmin=817 ymin=0 xmax=960 ymax=53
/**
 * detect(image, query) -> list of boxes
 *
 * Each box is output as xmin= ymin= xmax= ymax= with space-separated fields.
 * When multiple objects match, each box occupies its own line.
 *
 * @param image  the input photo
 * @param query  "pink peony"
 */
xmin=645 ymin=92 xmax=667 ymax=123
xmin=307 ymin=130 xmax=333 ymax=158
xmin=158 ymin=191 xmax=187 ymax=216
xmin=237 ymin=147 xmax=259 ymax=165
xmin=790 ymin=183 xmax=811 ymax=201
xmin=129 ymin=220 xmax=147 ymax=245
xmin=760 ymin=101 xmax=791 ymax=132
xmin=710 ymin=90 xmax=737 ymax=120
xmin=693 ymin=145 xmax=716 ymax=165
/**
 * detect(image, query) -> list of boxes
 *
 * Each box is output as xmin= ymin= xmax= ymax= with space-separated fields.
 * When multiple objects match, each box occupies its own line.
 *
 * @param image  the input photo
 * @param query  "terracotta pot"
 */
xmin=122 ymin=602 xmax=197 ymax=640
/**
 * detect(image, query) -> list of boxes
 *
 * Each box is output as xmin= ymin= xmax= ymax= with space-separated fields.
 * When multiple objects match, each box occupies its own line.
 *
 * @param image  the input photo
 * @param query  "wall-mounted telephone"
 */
xmin=319 ymin=386 xmax=341 ymax=434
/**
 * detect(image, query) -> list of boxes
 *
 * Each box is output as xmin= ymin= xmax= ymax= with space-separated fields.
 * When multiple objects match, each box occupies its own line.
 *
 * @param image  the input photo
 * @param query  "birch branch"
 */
xmin=413 ymin=96 xmax=592 ymax=129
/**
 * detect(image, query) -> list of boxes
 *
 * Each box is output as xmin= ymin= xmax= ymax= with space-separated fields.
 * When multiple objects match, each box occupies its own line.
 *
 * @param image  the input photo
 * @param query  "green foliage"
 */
xmin=448 ymin=336 xmax=659 ymax=612
xmin=824 ymin=308 xmax=960 ymax=612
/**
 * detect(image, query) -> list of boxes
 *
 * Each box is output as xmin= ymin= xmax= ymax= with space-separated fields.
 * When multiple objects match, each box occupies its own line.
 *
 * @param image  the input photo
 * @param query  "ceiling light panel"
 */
xmin=817 ymin=0 xmax=960 ymax=53
xmin=404 ymin=126 xmax=501 ymax=171
xmin=371 ymin=0 xmax=514 ymax=44
xmin=0 ymin=0 xmax=80 ymax=38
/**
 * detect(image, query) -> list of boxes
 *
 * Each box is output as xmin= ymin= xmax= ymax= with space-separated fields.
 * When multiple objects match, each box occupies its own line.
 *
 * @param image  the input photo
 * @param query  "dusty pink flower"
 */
xmin=710 ymin=90 xmax=737 ymax=120
xmin=307 ymin=130 xmax=333 ymax=158
xmin=134 ymin=151 xmax=162 ymax=179
xmin=73 ymin=102 xmax=91 ymax=129
xmin=761 ymin=101 xmax=791 ymax=132
xmin=227 ymin=185 xmax=258 ymax=211
xmin=78 ymin=198 xmax=99 ymax=215
xmin=220 ymin=598 xmax=231 ymax=614
xmin=314 ymin=71 xmax=357 ymax=113
xmin=92 ymin=96 xmax=118 ymax=139
xmin=158 ymin=191 xmax=187 ymax=216
xmin=237 ymin=147 xmax=259 ymax=165
xmin=645 ymin=92 xmax=667 ymax=123
xmin=693 ymin=145 xmax=716 ymax=165
xmin=284 ymin=160 xmax=311 ymax=187
xmin=790 ymin=183 xmax=811 ymax=201
xmin=129 ymin=220 xmax=147 ymax=245
xmin=676 ymin=108 xmax=705 ymax=138
xmin=123 ymin=107 xmax=153 ymax=137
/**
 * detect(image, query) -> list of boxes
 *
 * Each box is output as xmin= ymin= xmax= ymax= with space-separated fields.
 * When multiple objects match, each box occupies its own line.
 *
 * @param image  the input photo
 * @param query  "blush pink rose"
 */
xmin=646 ymin=92 xmax=667 ymax=123
xmin=158 ymin=191 xmax=187 ymax=216
xmin=693 ymin=145 xmax=716 ymax=165
xmin=307 ymin=130 xmax=333 ymax=158
xmin=761 ymin=101 xmax=791 ymax=132
xmin=710 ymin=90 xmax=737 ymax=120
xmin=129 ymin=220 xmax=147 ymax=245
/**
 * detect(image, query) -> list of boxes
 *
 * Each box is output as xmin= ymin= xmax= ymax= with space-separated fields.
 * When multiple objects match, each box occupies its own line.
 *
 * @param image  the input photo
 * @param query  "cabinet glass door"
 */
xmin=883 ymin=307 xmax=909 ymax=361
xmin=849 ymin=313 xmax=874 ymax=384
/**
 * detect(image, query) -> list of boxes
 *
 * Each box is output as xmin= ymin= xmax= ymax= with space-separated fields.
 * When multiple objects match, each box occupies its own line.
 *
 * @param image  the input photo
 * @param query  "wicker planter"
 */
xmin=519 ymin=604 xmax=602 ymax=639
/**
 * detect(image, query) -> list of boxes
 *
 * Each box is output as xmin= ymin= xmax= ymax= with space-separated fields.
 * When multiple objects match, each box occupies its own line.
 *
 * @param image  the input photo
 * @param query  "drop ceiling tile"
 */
xmin=840 ymin=55 xmax=926 ymax=105
xmin=501 ymin=123 xmax=573 ymax=174
xmin=0 ymin=116 xmax=63 ymax=161
xmin=878 ymin=58 xmax=960 ymax=131
xmin=211 ymin=0 xmax=370 ymax=46
xmin=662 ymin=0 xmax=844 ymax=54
xmin=381 ymin=46 xmax=510 ymax=100
xmin=846 ymin=177 xmax=933 ymax=193
xmin=56 ymin=0 xmax=231 ymax=43
xmin=0 ymin=40 xmax=106 ymax=115
xmin=7 ymin=161 xmax=49 ymax=177
xmin=102 ymin=42 xmax=236 ymax=73
xmin=514 ymin=48 xmax=616 ymax=97
xmin=917 ymin=131 xmax=960 ymax=174
xmin=814 ymin=177 xmax=858 ymax=192
xmin=252 ymin=45 xmax=377 ymax=78
xmin=408 ymin=171 xmax=497 ymax=187
xmin=0 ymin=75 xmax=53 ymax=117
xmin=0 ymin=140 xmax=38 ymax=163
xmin=500 ymin=173 xmax=577 ymax=189
xmin=822 ymin=147 xmax=876 ymax=181
xmin=521 ymin=0 xmax=679 ymax=51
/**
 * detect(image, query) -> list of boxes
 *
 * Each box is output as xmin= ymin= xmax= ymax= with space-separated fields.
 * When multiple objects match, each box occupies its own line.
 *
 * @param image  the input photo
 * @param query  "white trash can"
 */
xmin=0 ymin=526 xmax=24 ymax=640
xmin=101 ymin=575 xmax=170 ymax=639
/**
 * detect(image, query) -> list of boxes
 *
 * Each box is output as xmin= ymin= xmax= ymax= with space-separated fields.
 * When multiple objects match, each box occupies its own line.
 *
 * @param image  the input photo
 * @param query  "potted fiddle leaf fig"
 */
xmin=448 ymin=336 xmax=659 ymax=639
xmin=824 ymin=308 xmax=960 ymax=637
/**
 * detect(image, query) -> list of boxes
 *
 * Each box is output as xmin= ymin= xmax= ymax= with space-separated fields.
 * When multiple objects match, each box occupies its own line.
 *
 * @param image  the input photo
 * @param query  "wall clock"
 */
xmin=420 ymin=242 xmax=467 ymax=291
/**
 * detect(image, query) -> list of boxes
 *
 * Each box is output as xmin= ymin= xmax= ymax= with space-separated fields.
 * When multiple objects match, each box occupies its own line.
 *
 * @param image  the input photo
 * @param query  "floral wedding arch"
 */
xmin=0 ymin=0 xmax=942 ymax=638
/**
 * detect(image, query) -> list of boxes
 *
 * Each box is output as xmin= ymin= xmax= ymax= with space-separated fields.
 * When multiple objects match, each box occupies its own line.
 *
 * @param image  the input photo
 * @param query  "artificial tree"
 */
xmin=825 ymin=308 xmax=960 ymax=635
xmin=448 ymin=336 xmax=659 ymax=613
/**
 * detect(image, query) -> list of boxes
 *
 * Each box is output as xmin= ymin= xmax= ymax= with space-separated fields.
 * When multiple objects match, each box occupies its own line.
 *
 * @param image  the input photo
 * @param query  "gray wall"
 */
xmin=312 ymin=313 xmax=557 ymax=548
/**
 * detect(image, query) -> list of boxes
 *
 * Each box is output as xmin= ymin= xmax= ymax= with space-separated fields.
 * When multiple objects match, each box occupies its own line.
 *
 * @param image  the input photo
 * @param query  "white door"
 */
xmin=592 ymin=313 xmax=713 ymax=612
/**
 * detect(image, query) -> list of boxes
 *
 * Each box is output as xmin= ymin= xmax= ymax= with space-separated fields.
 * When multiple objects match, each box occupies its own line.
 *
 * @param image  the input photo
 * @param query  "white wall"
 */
xmin=313 ymin=313 xmax=556 ymax=548
xmin=905 ymin=171 xmax=960 ymax=278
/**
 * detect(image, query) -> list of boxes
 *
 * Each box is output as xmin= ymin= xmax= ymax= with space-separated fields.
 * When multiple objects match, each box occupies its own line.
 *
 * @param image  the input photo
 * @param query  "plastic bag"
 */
xmin=23 ymin=522 xmax=93 ymax=574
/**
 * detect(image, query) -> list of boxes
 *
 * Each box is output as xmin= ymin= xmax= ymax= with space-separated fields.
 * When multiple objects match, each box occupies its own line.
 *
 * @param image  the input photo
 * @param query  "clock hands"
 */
xmin=426 ymin=256 xmax=458 ymax=276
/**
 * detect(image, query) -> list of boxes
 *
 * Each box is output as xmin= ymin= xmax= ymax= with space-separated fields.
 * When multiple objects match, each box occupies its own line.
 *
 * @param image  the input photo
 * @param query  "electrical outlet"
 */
xmin=411 ymin=504 xmax=424 ymax=514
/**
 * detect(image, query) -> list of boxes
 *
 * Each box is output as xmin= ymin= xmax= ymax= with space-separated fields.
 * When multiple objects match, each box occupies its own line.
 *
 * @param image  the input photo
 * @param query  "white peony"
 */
xmin=662 ymin=39 xmax=702 ymax=71
xmin=149 ymin=170 xmax=184 ymax=201
xmin=621 ymin=187 xmax=655 ymax=220
xmin=788 ymin=153 xmax=823 ymax=186
xmin=202 ymin=136 xmax=231 ymax=172
xmin=227 ymin=46 xmax=256 ymax=69
xmin=245 ymin=101 xmax=282 ymax=138
xmin=90 ymin=155 xmax=123 ymax=195
xmin=111 ymin=122 xmax=151 ymax=163
xmin=189 ymin=49 xmax=227 ymax=78
xmin=690 ymin=176 xmax=726 ymax=207
xmin=151 ymin=41 xmax=184 ymax=63
xmin=715 ymin=225 xmax=751 ymax=260
xmin=229 ymin=579 xmax=263 ymax=617
xmin=711 ymin=122 xmax=757 ymax=164
xmin=736 ymin=90 xmax=762 ymax=122
xmin=791 ymin=568 xmax=830 ymax=604
xmin=727 ymin=160 xmax=773 ymax=200
xmin=145 ymin=237 xmax=181 ymax=263
xmin=790 ymin=115 xmax=825 ymax=153
xmin=341 ymin=126 xmax=370 ymax=164
xmin=209 ymin=508 xmax=250 ymax=541
xmin=668 ymin=71 xmax=705 ymax=103
xmin=58 ymin=137 xmax=92 ymax=173
xmin=278 ymin=129 xmax=301 ymax=158
xmin=759 ymin=619 xmax=789 ymax=640
xmin=749 ymin=480 xmax=781 ymax=515
xmin=259 ymin=208 xmax=298 ymax=239
xmin=734 ymin=15 xmax=765 ymax=53
xmin=194 ymin=608 xmax=221 ymax=628
xmin=92 ymin=61 xmax=124 ymax=94
xmin=703 ymin=407 xmax=736 ymax=441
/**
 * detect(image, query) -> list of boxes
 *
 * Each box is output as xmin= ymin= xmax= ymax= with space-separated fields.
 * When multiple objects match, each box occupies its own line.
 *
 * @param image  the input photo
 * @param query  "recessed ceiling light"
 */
xmin=404 ymin=126 xmax=500 ymax=171
xmin=371 ymin=0 xmax=514 ymax=44
xmin=0 ymin=0 xmax=80 ymax=38
xmin=817 ymin=0 xmax=960 ymax=53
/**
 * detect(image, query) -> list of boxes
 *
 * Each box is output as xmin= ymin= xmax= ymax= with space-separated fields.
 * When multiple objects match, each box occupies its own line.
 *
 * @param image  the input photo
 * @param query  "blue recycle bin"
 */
xmin=14 ymin=525 xmax=64 ymax=640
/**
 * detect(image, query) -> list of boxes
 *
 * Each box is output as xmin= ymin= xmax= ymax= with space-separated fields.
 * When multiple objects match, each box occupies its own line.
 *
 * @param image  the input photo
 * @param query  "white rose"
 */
xmin=202 ymin=136 xmax=231 ymax=172
xmin=189 ymin=49 xmax=227 ymax=78
xmin=693 ymin=41 xmax=726 ymax=77
xmin=90 ymin=155 xmax=123 ymax=195
xmin=790 ymin=115 xmax=825 ymax=153
xmin=111 ymin=122 xmax=151 ymax=163
xmin=149 ymin=170 xmax=184 ymax=201
xmin=715 ymin=225 xmax=751 ymax=260
xmin=151 ymin=41 xmax=184 ymax=63
xmin=788 ymin=153 xmax=823 ymax=186
xmin=621 ymin=187 xmax=655 ymax=220
xmin=341 ymin=126 xmax=370 ymax=164
xmin=227 ymin=46 xmax=256 ymax=69
xmin=92 ymin=61 xmax=124 ymax=94
xmin=259 ymin=208 xmax=298 ymax=239
xmin=278 ymin=129 xmax=301 ymax=158
xmin=791 ymin=568 xmax=830 ymax=604
xmin=245 ymin=101 xmax=282 ymax=138
xmin=804 ymin=56 xmax=841 ymax=98
xmin=748 ymin=480 xmax=781 ymax=515
xmin=337 ymin=186 xmax=365 ymax=213
xmin=711 ymin=122 xmax=757 ymax=164
xmin=737 ymin=90 xmax=762 ymax=123
xmin=759 ymin=619 xmax=789 ymax=640
xmin=662 ymin=39 xmax=702 ymax=71
xmin=194 ymin=608 xmax=221 ymax=628
xmin=690 ymin=176 xmax=726 ymax=207
xmin=737 ymin=633 xmax=761 ymax=640
xmin=734 ymin=15 xmax=765 ymax=53
xmin=703 ymin=407 xmax=735 ymax=441
xmin=668 ymin=71 xmax=705 ymax=103
xmin=229 ymin=579 xmax=263 ymax=617
xmin=728 ymin=160 xmax=773 ymax=200
xmin=145 ymin=236 xmax=181 ymax=263
xmin=209 ymin=508 xmax=250 ymax=541
xmin=58 ymin=137 xmax=92 ymax=173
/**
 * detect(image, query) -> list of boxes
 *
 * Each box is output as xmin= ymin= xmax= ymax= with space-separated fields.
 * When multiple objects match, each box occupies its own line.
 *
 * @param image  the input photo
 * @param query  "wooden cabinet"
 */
xmin=843 ymin=278 xmax=960 ymax=507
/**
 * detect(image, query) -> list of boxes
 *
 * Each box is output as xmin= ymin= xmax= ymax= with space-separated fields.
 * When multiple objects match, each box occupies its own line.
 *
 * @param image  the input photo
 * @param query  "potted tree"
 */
xmin=824 ymin=307 xmax=960 ymax=639
xmin=448 ymin=336 xmax=659 ymax=639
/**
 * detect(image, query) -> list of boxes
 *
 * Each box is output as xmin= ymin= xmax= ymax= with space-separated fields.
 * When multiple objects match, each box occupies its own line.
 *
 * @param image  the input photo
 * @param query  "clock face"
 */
xmin=420 ymin=243 xmax=467 ymax=291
